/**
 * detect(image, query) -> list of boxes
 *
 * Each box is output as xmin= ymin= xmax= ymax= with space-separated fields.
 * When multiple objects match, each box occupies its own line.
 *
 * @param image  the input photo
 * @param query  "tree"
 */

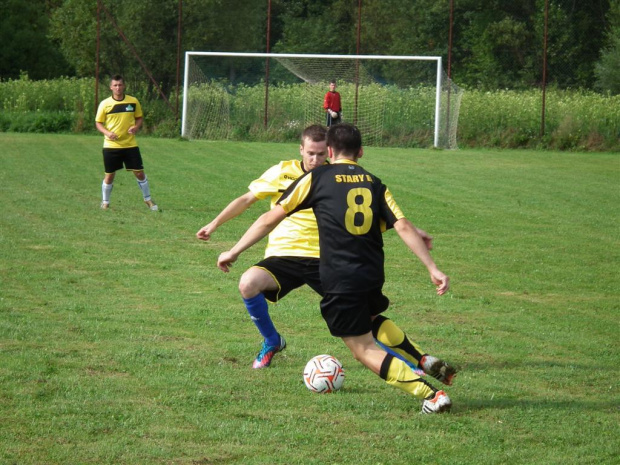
xmin=50 ymin=0 xmax=180 ymax=91
xmin=0 ymin=0 xmax=73 ymax=80
xmin=272 ymin=0 xmax=357 ymax=54
xmin=595 ymin=0 xmax=620 ymax=94
xmin=4 ymin=0 xmax=616 ymax=94
xmin=183 ymin=0 xmax=269 ymax=82
xmin=49 ymin=0 xmax=269 ymax=90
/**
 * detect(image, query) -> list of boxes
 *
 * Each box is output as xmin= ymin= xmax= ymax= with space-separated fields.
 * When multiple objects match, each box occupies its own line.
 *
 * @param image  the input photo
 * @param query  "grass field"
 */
xmin=1 ymin=133 xmax=618 ymax=464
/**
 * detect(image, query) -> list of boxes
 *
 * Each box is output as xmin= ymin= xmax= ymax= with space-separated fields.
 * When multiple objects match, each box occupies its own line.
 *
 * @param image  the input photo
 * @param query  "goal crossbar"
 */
xmin=182 ymin=52 xmax=444 ymax=147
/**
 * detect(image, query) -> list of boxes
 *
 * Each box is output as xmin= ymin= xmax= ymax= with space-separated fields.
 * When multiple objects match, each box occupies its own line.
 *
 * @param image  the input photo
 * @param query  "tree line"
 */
xmin=1 ymin=0 xmax=618 ymax=94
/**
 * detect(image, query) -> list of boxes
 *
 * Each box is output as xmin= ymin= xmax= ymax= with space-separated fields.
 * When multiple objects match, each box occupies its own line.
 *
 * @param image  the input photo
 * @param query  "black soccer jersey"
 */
xmin=278 ymin=159 xmax=405 ymax=294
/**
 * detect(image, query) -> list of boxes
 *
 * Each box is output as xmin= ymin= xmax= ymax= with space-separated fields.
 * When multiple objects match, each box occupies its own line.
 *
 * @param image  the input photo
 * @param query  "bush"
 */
xmin=1 ymin=76 xmax=618 ymax=151
xmin=459 ymin=88 xmax=620 ymax=151
xmin=0 ymin=111 xmax=74 ymax=133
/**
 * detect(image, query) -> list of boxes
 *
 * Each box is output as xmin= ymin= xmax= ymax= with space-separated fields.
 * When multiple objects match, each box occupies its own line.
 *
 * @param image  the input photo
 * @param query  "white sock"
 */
xmin=137 ymin=176 xmax=151 ymax=201
xmin=102 ymin=182 xmax=113 ymax=203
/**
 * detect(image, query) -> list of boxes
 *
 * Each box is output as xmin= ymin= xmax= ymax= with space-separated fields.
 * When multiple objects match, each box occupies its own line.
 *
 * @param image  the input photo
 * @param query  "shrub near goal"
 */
xmin=182 ymin=52 xmax=462 ymax=148
xmin=303 ymin=354 xmax=345 ymax=393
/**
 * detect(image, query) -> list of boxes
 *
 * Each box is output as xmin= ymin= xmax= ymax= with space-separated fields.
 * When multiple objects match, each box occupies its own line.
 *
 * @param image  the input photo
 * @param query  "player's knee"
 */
xmin=238 ymin=274 xmax=260 ymax=299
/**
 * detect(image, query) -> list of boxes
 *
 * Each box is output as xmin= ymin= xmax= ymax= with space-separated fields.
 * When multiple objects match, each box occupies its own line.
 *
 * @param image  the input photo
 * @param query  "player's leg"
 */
xmin=342 ymin=333 xmax=435 ymax=395
xmin=242 ymin=258 xmax=313 ymax=368
xmin=126 ymin=147 xmax=157 ymax=210
xmin=371 ymin=313 xmax=457 ymax=385
xmin=239 ymin=265 xmax=281 ymax=343
xmin=323 ymin=290 xmax=451 ymax=413
xmin=133 ymin=170 xmax=157 ymax=210
xmin=101 ymin=149 xmax=121 ymax=209
xmin=101 ymin=172 xmax=115 ymax=209
xmin=342 ymin=333 xmax=451 ymax=413
xmin=239 ymin=265 xmax=289 ymax=369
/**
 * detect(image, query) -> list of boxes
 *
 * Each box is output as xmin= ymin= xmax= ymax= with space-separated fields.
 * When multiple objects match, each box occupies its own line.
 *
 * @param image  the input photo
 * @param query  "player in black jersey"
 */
xmin=218 ymin=123 xmax=455 ymax=413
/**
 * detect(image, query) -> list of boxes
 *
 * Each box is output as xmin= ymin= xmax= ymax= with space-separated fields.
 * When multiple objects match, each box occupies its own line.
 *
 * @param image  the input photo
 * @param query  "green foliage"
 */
xmin=0 ymin=75 xmax=176 ymax=136
xmin=595 ymin=33 xmax=620 ymax=95
xmin=0 ymin=111 xmax=75 ymax=133
xmin=0 ymin=73 xmax=93 ymax=113
xmin=50 ymin=0 xmax=182 ymax=90
xmin=1 ymin=0 xmax=616 ymax=92
xmin=0 ymin=74 xmax=94 ymax=133
xmin=1 ymin=134 xmax=618 ymax=464
xmin=595 ymin=0 xmax=620 ymax=94
xmin=0 ymin=0 xmax=73 ymax=79
xmin=458 ymin=88 xmax=620 ymax=150
xmin=49 ymin=0 xmax=268 ymax=91
xmin=2 ymin=76 xmax=617 ymax=151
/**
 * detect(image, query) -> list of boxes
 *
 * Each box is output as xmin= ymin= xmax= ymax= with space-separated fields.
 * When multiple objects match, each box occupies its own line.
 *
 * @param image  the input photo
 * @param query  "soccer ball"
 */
xmin=303 ymin=354 xmax=345 ymax=393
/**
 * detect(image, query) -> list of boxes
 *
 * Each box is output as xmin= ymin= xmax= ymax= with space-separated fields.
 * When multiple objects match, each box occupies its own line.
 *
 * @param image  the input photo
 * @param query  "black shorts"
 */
xmin=103 ymin=147 xmax=144 ymax=173
xmin=326 ymin=112 xmax=342 ymax=127
xmin=253 ymin=256 xmax=323 ymax=303
xmin=320 ymin=289 xmax=390 ymax=337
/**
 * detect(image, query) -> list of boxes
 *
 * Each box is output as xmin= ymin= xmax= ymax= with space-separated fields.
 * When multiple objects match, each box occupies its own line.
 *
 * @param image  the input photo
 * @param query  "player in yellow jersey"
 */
xmin=95 ymin=75 xmax=158 ymax=211
xmin=197 ymin=125 xmax=327 ymax=368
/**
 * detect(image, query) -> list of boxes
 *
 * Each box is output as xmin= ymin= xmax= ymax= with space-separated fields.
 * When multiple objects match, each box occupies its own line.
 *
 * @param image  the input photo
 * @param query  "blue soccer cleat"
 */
xmin=252 ymin=335 xmax=286 ymax=369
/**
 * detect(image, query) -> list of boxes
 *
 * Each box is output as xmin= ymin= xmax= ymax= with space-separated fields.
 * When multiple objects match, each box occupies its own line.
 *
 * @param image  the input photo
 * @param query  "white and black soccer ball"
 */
xmin=303 ymin=354 xmax=345 ymax=393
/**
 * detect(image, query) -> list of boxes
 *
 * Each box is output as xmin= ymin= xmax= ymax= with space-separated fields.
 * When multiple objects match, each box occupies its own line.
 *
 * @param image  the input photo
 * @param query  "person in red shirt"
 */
xmin=323 ymin=80 xmax=342 ymax=126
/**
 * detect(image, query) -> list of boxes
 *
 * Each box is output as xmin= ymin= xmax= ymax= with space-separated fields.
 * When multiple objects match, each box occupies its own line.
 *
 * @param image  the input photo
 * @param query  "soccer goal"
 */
xmin=182 ymin=52 xmax=463 ymax=149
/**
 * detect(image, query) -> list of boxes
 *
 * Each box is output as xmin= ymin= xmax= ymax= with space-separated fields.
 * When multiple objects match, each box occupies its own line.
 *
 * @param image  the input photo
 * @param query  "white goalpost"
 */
xmin=182 ymin=52 xmax=462 ymax=148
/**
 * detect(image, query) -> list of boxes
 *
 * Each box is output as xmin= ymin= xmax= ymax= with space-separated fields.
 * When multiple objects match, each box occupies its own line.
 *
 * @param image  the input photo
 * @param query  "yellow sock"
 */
xmin=372 ymin=315 xmax=425 ymax=367
xmin=380 ymin=354 xmax=436 ymax=399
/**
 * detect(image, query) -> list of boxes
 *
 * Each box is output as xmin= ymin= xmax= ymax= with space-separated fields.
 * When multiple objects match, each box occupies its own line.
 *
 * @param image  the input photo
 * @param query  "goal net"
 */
xmin=182 ymin=52 xmax=463 ymax=149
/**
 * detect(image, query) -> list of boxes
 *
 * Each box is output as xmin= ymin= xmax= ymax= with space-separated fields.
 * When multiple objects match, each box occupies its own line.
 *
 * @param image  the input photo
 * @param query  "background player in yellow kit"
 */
xmin=95 ymin=75 xmax=158 ymax=211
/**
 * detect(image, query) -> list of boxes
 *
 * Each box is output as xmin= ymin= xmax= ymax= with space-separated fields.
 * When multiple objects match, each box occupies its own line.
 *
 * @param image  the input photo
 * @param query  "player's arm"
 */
xmin=196 ymin=191 xmax=259 ymax=241
xmin=95 ymin=121 xmax=117 ymax=140
xmin=128 ymin=116 xmax=143 ymax=134
xmin=217 ymin=206 xmax=287 ymax=272
xmin=323 ymin=92 xmax=330 ymax=110
xmin=414 ymin=227 xmax=433 ymax=250
xmin=393 ymin=218 xmax=449 ymax=295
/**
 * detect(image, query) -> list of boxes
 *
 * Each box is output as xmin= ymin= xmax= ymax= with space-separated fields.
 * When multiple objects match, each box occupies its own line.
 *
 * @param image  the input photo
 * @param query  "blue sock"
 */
xmin=243 ymin=294 xmax=280 ymax=346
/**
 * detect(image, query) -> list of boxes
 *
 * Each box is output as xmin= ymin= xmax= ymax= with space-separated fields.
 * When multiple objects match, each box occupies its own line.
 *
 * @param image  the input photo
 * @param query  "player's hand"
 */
xmin=196 ymin=223 xmax=216 ymax=241
xmin=107 ymin=131 xmax=118 ymax=140
xmin=128 ymin=125 xmax=138 ymax=134
xmin=217 ymin=251 xmax=238 ymax=272
xmin=430 ymin=269 xmax=449 ymax=295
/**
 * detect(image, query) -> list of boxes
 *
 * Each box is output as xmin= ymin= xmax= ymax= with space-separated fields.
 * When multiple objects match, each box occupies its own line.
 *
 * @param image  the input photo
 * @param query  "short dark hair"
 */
xmin=327 ymin=123 xmax=362 ymax=156
xmin=301 ymin=124 xmax=327 ymax=145
xmin=329 ymin=79 xmax=337 ymax=84
xmin=110 ymin=74 xmax=124 ymax=83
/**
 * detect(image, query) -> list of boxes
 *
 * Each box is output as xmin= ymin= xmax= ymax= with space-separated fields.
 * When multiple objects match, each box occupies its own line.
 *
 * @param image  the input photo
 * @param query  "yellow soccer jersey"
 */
xmin=95 ymin=95 xmax=143 ymax=149
xmin=249 ymin=159 xmax=320 ymax=258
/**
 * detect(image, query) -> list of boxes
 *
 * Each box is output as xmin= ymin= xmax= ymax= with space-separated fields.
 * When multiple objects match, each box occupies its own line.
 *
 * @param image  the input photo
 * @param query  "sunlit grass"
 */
xmin=1 ymin=133 xmax=618 ymax=464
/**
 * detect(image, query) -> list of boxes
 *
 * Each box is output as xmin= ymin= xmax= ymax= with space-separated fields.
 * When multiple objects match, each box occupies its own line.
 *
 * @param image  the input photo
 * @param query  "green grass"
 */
xmin=1 ymin=133 xmax=618 ymax=464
